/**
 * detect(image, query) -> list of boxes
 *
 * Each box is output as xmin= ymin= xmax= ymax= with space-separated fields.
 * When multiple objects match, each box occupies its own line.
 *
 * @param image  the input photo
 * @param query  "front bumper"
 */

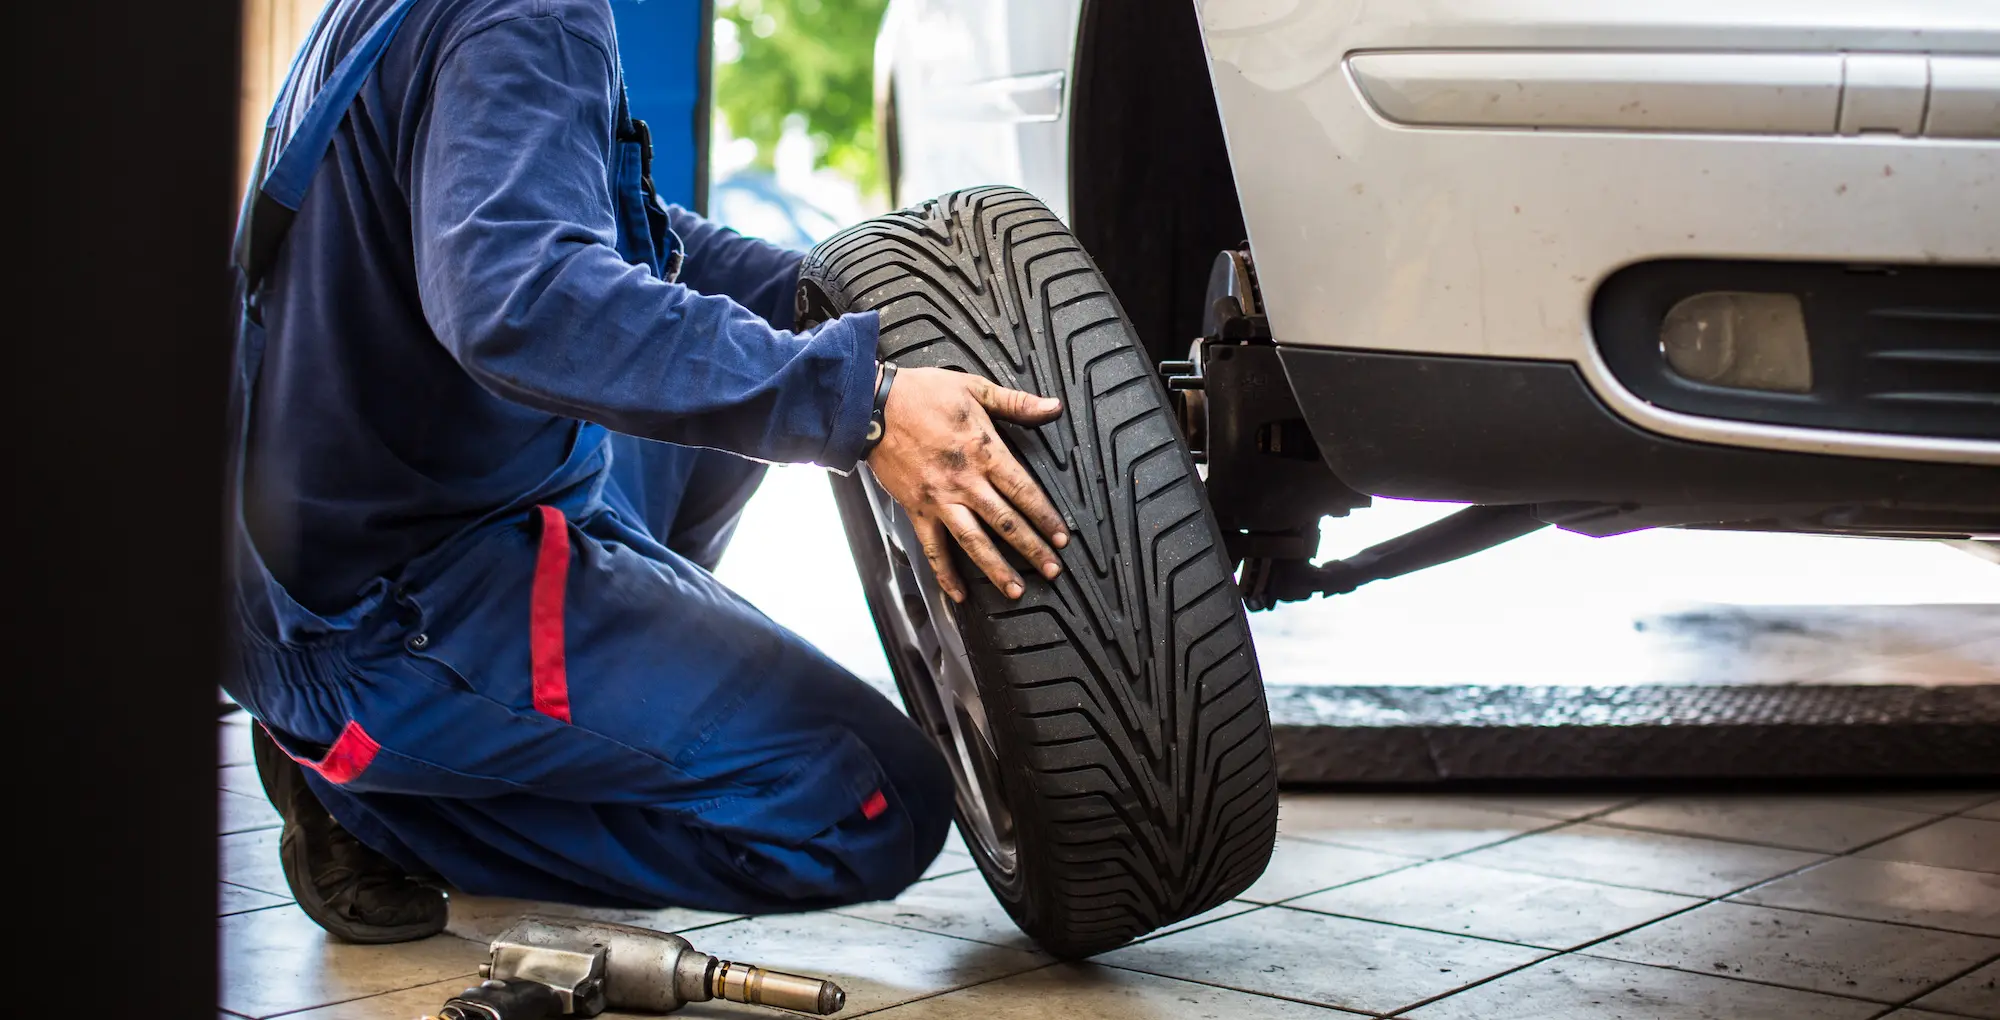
xmin=1280 ymin=346 xmax=2000 ymax=536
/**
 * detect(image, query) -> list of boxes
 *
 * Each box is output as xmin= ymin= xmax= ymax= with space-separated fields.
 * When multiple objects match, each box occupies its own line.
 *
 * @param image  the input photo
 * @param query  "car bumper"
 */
xmin=1280 ymin=346 xmax=2000 ymax=534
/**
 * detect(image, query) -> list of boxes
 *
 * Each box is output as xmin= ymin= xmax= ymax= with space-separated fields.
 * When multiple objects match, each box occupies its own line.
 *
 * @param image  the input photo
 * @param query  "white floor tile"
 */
xmin=922 ymin=847 xmax=977 ymax=881
xmin=446 ymin=894 xmax=741 ymax=945
xmin=1095 ymin=905 xmax=1548 ymax=1015
xmin=1291 ymin=859 xmax=1700 ymax=949
xmin=1860 ymin=818 xmax=2000 ymax=874
xmin=1236 ymin=838 xmax=1411 ymax=903
xmin=1454 ymin=794 xmax=1641 ymax=821
xmin=219 ymin=828 xmax=288 ymax=899
xmin=834 ymin=869 xmax=1036 ymax=950
xmin=219 ymin=906 xmax=486 ymax=1018
xmin=1598 ymin=796 xmax=1934 ymax=853
xmin=1455 ymin=823 xmax=1825 ymax=897
xmin=1734 ymin=856 xmax=2000 ymax=937
xmin=1833 ymin=791 xmax=2000 ymax=816
xmin=1910 ymin=958 xmax=2000 ymax=1019
xmin=1402 ymin=954 xmax=1880 ymax=1020
xmin=219 ymin=722 xmax=254 ymax=767
xmin=1276 ymin=794 xmax=1548 ymax=859
xmin=866 ymin=962 xmax=1366 ymax=1018
xmin=667 ymin=910 xmax=1048 ymax=1016
xmin=1587 ymin=902 xmax=1999 ymax=1003
xmin=254 ymin=977 xmax=478 ymax=1019
xmin=219 ymin=790 xmax=281 ymax=836
xmin=220 ymin=763 xmax=261 ymax=797
xmin=219 ymin=882 xmax=289 ymax=917
xmin=1129 ymin=900 xmax=1262 ymax=941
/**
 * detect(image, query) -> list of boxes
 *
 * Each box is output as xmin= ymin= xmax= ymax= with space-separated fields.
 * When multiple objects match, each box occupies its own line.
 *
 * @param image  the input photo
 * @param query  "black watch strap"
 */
xmin=861 ymin=362 xmax=898 ymax=459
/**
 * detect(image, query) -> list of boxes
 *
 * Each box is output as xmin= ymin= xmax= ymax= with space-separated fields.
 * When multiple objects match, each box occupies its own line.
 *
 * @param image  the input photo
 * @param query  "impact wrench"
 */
xmin=424 ymin=915 xmax=847 ymax=1019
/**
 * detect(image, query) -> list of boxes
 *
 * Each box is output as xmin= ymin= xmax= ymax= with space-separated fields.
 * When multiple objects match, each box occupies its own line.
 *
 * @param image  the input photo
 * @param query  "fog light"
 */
xmin=1659 ymin=291 xmax=1812 ymax=393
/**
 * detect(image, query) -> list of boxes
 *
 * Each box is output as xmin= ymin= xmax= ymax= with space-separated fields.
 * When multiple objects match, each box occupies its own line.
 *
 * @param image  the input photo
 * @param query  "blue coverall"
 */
xmin=224 ymin=0 xmax=953 ymax=913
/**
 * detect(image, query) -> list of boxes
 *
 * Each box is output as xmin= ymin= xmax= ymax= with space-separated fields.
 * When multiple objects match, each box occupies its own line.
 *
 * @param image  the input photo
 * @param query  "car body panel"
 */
xmin=1199 ymin=0 xmax=2000 ymax=464
xmin=881 ymin=0 xmax=1082 ymax=218
xmin=884 ymin=0 xmax=2000 ymax=467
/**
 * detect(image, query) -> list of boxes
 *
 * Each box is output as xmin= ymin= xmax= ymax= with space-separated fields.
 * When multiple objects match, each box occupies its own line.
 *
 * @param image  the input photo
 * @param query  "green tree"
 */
xmin=714 ymin=0 xmax=888 ymax=196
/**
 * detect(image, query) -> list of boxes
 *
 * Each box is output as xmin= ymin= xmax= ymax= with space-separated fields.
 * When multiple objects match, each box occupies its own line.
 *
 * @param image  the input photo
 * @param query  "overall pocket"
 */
xmin=396 ymin=511 xmax=545 ymax=715
xmin=260 ymin=711 xmax=531 ymax=799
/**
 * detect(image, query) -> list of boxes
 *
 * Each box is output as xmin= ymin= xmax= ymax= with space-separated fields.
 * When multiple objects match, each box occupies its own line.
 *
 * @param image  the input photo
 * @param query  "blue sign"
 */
xmin=613 ymin=0 xmax=711 ymax=212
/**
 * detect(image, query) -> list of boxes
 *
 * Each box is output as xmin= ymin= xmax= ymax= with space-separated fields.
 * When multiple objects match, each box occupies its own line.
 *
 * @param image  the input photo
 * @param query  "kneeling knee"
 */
xmin=723 ymin=791 xmax=951 ymax=910
xmin=839 ymin=778 xmax=955 ymax=901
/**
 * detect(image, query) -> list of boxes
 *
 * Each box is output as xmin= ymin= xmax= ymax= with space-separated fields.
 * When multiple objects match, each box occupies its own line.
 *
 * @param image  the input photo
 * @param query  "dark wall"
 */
xmin=20 ymin=0 xmax=238 ymax=1009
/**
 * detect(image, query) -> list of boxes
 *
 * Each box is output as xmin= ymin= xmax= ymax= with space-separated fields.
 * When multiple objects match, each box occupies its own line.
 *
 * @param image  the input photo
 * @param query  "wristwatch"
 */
xmin=861 ymin=361 xmax=899 ymax=459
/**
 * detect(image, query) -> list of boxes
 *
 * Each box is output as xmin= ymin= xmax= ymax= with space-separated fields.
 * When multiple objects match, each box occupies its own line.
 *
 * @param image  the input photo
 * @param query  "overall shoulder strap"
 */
xmin=612 ymin=69 xmax=684 ymax=281
xmin=233 ymin=0 xmax=422 ymax=291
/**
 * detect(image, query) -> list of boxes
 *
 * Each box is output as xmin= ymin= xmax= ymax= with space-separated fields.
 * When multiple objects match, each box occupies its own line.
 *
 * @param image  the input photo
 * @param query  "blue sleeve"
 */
xmin=667 ymin=205 xmax=806 ymax=331
xmin=408 ymin=13 xmax=877 ymax=468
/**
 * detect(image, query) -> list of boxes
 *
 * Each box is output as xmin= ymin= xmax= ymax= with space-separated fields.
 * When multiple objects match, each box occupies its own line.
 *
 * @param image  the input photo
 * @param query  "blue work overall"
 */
xmin=225 ymin=0 xmax=951 ymax=913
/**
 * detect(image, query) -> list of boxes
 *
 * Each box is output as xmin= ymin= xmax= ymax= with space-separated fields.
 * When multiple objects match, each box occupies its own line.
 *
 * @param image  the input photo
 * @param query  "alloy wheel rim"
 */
xmin=857 ymin=468 xmax=1020 ymax=876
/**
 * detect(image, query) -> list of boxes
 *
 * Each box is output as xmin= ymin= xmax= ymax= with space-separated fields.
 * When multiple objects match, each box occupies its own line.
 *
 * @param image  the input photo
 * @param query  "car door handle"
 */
xmin=1348 ymin=51 xmax=1846 ymax=134
xmin=1928 ymin=56 xmax=2000 ymax=138
xmin=922 ymin=70 xmax=1067 ymax=123
xmin=1349 ymin=50 xmax=2000 ymax=139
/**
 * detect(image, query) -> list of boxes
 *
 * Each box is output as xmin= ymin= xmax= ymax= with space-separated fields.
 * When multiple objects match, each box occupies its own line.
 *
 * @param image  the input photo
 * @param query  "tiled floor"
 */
xmin=219 ymin=710 xmax=1997 ymax=1019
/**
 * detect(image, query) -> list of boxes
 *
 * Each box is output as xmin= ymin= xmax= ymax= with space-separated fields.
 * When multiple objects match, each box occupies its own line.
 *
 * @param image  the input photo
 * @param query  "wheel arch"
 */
xmin=1068 ymin=0 xmax=1247 ymax=366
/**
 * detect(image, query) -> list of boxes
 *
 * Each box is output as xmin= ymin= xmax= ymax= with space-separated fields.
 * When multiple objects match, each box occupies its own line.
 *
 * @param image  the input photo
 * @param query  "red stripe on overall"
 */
xmin=268 ymin=721 xmax=380 ymax=785
xmin=531 ymin=505 xmax=573 ymax=723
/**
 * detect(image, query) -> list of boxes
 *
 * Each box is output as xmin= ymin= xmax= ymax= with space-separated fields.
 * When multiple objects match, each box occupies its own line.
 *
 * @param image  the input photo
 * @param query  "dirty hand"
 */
xmin=866 ymin=366 xmax=1068 ymax=602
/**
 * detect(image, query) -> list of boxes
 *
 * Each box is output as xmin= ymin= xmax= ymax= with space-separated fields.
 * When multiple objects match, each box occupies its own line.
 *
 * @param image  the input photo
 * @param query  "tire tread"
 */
xmin=803 ymin=187 xmax=1276 ymax=957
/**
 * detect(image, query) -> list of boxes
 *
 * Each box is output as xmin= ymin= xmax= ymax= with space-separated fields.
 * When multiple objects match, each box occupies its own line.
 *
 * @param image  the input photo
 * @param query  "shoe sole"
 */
xmin=253 ymin=724 xmax=447 ymax=944
xmin=276 ymin=822 xmax=447 ymax=944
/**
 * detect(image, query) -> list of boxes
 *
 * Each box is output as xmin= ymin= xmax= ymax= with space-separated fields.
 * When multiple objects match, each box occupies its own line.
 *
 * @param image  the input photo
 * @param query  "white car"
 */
xmin=796 ymin=0 xmax=2000 ymax=958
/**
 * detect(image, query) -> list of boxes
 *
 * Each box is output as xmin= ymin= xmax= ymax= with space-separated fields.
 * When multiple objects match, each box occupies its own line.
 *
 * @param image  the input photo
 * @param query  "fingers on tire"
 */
xmin=939 ymin=502 xmax=1022 ymax=597
xmin=965 ymin=481 xmax=1056 ymax=578
xmin=973 ymin=377 xmax=1062 ymax=425
xmin=912 ymin=514 xmax=966 ymax=603
xmin=986 ymin=455 xmax=1068 ymax=552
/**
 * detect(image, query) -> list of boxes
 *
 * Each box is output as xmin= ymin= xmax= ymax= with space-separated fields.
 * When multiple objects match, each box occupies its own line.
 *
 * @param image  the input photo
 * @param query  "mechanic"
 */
xmin=227 ymin=0 xmax=1068 ymax=943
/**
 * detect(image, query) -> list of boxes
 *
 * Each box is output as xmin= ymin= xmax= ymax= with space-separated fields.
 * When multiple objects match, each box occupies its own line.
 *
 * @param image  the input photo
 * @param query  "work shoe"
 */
xmin=252 ymin=724 xmax=448 ymax=944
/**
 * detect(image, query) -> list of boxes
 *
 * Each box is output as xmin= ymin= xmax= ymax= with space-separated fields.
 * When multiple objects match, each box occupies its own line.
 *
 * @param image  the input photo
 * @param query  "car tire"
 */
xmin=799 ymin=186 xmax=1277 ymax=958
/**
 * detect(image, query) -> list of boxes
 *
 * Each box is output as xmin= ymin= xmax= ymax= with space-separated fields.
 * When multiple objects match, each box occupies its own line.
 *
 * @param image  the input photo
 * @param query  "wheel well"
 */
xmin=1070 ymin=0 xmax=1247 ymax=366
